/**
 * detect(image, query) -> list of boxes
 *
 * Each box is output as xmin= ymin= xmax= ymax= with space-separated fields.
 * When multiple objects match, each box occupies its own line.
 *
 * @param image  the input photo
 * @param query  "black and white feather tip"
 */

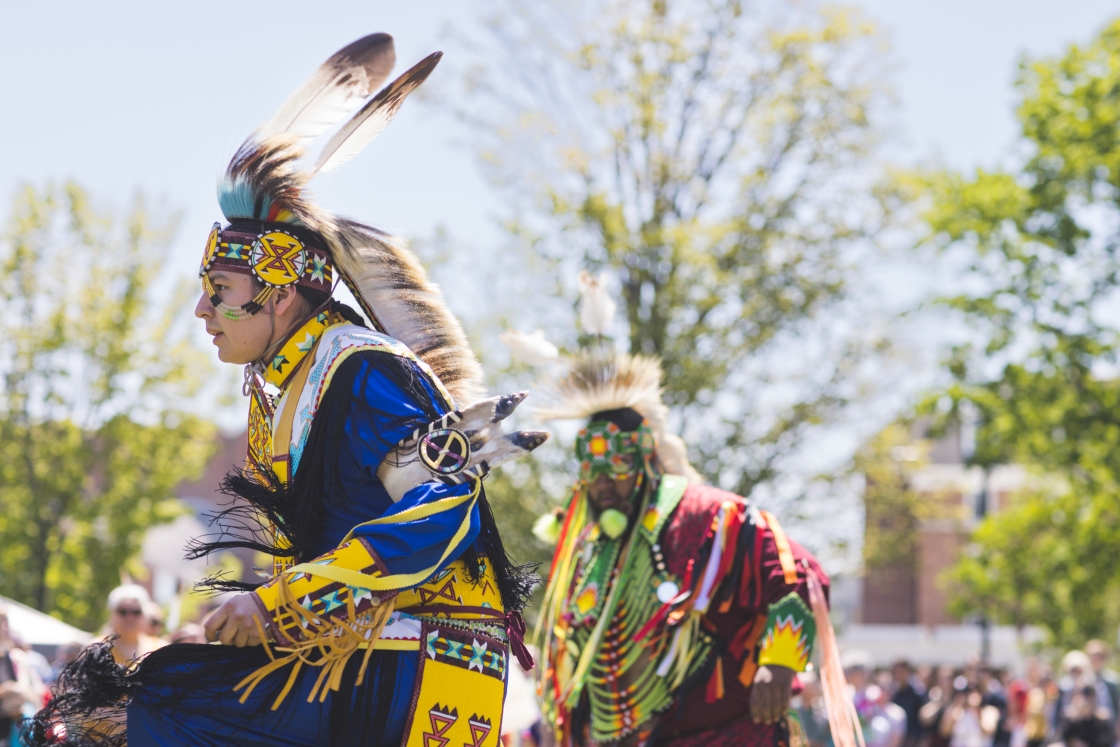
xmin=313 ymin=51 xmax=443 ymax=175
xmin=259 ymin=33 xmax=397 ymax=142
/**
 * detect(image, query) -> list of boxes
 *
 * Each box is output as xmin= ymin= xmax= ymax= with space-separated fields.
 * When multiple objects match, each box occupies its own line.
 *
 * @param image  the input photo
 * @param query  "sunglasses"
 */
xmin=115 ymin=607 xmax=143 ymax=617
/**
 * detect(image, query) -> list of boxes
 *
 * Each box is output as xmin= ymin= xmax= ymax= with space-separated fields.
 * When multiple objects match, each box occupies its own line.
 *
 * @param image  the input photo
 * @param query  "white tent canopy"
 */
xmin=1 ymin=594 xmax=92 ymax=647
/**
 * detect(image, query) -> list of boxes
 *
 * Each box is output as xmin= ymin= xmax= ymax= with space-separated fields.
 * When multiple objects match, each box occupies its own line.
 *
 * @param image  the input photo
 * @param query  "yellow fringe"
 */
xmin=235 ymin=573 xmax=397 ymax=710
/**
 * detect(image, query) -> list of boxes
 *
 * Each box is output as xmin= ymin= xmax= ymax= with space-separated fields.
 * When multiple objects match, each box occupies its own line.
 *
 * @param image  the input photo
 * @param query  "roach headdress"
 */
xmin=199 ymin=34 xmax=484 ymax=406
xmin=536 ymin=347 xmax=701 ymax=484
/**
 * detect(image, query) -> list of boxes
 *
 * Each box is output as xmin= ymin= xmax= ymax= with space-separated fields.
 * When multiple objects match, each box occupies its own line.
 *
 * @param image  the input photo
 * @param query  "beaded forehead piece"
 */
xmin=199 ymin=219 xmax=335 ymax=320
xmin=575 ymin=419 xmax=656 ymax=482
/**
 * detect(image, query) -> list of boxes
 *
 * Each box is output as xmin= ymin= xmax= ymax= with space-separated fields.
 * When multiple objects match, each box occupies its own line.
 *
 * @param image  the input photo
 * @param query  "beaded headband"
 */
xmin=199 ymin=219 xmax=335 ymax=319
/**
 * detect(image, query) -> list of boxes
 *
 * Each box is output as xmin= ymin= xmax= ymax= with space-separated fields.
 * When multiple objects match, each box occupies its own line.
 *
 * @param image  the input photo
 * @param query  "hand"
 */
xmin=204 ymin=593 xmax=266 ymax=647
xmin=0 ymin=682 xmax=25 ymax=719
xmin=751 ymin=664 xmax=796 ymax=724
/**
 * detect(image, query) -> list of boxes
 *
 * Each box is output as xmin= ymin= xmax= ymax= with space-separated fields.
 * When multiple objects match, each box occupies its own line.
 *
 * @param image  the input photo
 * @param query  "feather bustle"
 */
xmin=329 ymin=219 xmax=486 ymax=406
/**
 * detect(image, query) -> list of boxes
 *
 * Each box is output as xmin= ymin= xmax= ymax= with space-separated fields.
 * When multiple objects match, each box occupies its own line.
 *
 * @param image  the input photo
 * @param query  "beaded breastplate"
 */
xmin=565 ymin=477 xmax=712 ymax=743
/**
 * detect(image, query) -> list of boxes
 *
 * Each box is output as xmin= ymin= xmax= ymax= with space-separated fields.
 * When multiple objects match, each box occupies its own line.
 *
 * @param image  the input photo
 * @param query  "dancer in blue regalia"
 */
xmin=29 ymin=33 xmax=543 ymax=747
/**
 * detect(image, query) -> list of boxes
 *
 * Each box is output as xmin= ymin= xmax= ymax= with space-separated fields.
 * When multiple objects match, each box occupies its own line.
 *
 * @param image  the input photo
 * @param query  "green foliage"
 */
xmin=856 ymin=423 xmax=934 ymax=571
xmin=465 ymin=0 xmax=895 ymax=505
xmin=0 ymin=183 xmax=215 ymax=632
xmin=944 ymin=489 xmax=1120 ymax=648
xmin=916 ymin=17 xmax=1120 ymax=645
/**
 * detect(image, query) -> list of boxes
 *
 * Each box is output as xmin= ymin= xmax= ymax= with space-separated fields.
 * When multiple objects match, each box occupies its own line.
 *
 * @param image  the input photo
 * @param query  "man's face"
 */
xmin=111 ymin=600 xmax=145 ymax=636
xmin=587 ymin=453 xmax=640 ymax=517
xmin=1088 ymin=647 xmax=1108 ymax=673
xmin=194 ymin=271 xmax=276 ymax=364
xmin=576 ymin=421 xmax=652 ymax=518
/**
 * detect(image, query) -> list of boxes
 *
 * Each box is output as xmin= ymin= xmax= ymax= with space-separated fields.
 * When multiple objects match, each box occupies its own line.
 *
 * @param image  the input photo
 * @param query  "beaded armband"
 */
xmin=254 ymin=537 xmax=394 ymax=646
xmin=757 ymin=591 xmax=816 ymax=672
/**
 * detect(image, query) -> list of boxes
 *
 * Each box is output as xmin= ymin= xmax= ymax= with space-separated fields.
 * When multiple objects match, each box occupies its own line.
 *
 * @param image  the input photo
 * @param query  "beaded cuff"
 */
xmin=757 ymin=591 xmax=816 ymax=672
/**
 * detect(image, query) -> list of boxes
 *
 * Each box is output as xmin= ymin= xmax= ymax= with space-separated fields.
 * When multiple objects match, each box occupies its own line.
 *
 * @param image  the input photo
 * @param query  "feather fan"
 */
xmin=259 ymin=33 xmax=397 ymax=141
xmin=313 ymin=52 xmax=443 ymax=174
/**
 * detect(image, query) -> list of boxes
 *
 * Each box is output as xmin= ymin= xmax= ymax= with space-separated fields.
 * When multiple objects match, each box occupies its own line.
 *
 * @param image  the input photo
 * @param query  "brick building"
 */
xmin=835 ymin=420 xmax=1042 ymax=666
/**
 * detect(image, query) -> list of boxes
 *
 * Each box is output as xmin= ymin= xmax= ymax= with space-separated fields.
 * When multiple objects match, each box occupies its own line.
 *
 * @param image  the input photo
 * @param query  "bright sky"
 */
xmin=0 ymin=0 xmax=1116 ymax=412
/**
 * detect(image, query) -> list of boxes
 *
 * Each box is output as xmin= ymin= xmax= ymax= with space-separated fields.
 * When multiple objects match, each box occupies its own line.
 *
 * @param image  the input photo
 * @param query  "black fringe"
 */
xmin=189 ymin=349 xmax=537 ymax=610
xmin=23 ymin=640 xmax=133 ymax=747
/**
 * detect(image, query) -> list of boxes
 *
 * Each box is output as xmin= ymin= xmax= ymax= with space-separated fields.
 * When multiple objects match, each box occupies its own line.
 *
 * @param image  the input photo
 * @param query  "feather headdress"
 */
xmin=535 ymin=347 xmax=700 ymax=483
xmin=207 ymin=35 xmax=484 ymax=406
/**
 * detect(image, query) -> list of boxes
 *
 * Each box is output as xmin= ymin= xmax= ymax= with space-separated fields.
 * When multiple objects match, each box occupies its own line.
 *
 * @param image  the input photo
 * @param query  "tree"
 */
xmin=0 ymin=183 xmax=216 ymax=632
xmin=456 ymin=0 xmax=896 ymax=512
xmin=915 ymin=16 xmax=1120 ymax=646
xmin=856 ymin=423 xmax=930 ymax=573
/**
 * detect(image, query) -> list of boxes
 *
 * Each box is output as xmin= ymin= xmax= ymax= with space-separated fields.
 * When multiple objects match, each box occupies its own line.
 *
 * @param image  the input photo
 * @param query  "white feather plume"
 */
xmin=577 ymin=270 xmax=617 ymax=337
xmin=313 ymin=52 xmax=442 ymax=175
xmin=259 ymin=33 xmax=397 ymax=141
xmin=501 ymin=329 xmax=560 ymax=367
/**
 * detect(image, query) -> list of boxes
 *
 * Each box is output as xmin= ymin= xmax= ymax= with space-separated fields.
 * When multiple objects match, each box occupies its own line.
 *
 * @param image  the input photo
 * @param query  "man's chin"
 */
xmin=592 ymin=500 xmax=633 ymax=518
xmin=215 ymin=346 xmax=250 ymax=365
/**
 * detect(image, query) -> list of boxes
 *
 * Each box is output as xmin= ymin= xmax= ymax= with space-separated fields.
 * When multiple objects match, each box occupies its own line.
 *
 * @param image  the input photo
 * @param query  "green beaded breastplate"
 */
xmin=565 ymin=476 xmax=712 ymax=743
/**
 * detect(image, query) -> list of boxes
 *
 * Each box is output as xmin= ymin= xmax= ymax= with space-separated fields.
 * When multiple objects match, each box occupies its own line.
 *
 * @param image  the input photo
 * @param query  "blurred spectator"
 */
xmin=1014 ymin=657 xmax=1052 ymax=747
xmin=168 ymin=623 xmax=207 ymax=645
xmin=6 ymin=634 xmax=50 ymax=688
xmin=847 ymin=651 xmax=908 ymax=747
xmin=979 ymin=668 xmax=1010 ymax=747
xmin=794 ymin=669 xmax=831 ymax=747
xmin=1085 ymin=640 xmax=1120 ymax=731
xmin=144 ymin=602 xmax=166 ymax=641
xmin=50 ymin=642 xmax=83 ymax=685
xmin=1059 ymin=683 xmax=1113 ymax=747
xmin=106 ymin=584 xmax=166 ymax=666
xmin=1056 ymin=651 xmax=1104 ymax=736
xmin=1006 ymin=678 xmax=1028 ymax=747
xmin=0 ymin=603 xmax=46 ymax=747
xmin=891 ymin=659 xmax=929 ymax=747
xmin=921 ymin=666 xmax=958 ymax=747
xmin=941 ymin=676 xmax=1000 ymax=747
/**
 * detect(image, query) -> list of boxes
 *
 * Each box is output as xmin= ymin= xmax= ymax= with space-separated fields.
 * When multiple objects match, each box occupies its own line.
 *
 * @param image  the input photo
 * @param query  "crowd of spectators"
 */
xmin=7 ymin=583 xmax=1120 ymax=747
xmin=0 ymin=584 xmax=214 ymax=746
xmin=795 ymin=643 xmax=1120 ymax=747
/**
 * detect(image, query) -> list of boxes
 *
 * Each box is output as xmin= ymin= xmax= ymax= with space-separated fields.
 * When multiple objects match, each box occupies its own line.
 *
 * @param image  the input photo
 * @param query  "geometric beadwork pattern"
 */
xmin=424 ymin=626 xmax=507 ymax=682
xmin=465 ymin=715 xmax=492 ymax=747
xmin=246 ymin=387 xmax=274 ymax=474
xmin=251 ymin=230 xmax=307 ymax=287
xmin=402 ymin=621 xmax=507 ymax=747
xmin=423 ymin=704 xmax=458 ymax=747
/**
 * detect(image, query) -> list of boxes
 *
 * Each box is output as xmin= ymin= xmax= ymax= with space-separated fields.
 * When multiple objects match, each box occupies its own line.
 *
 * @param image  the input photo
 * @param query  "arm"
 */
xmin=752 ymin=512 xmax=828 ymax=722
xmin=208 ymin=354 xmax=545 ymax=647
xmin=208 ymin=354 xmax=481 ymax=646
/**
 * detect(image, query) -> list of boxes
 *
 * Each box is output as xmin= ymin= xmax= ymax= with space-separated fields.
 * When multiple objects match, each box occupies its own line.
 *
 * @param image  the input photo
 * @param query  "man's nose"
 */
xmin=195 ymin=291 xmax=213 ymax=319
xmin=591 ymin=473 xmax=613 ymax=490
